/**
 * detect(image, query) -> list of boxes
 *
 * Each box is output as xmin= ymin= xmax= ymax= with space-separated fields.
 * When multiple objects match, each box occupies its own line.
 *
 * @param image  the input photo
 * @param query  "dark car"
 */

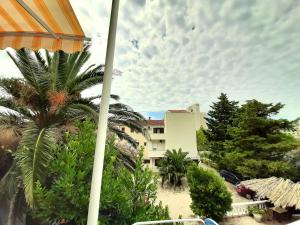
xmin=219 ymin=170 xmax=240 ymax=185
xmin=236 ymin=184 xmax=258 ymax=200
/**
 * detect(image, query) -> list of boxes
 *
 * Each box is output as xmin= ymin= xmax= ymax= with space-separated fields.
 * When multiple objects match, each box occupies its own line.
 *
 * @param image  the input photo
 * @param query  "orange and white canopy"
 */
xmin=0 ymin=0 xmax=87 ymax=53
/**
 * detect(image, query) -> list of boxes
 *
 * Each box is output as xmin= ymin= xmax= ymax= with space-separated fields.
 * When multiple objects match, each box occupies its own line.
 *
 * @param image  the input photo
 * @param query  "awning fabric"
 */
xmin=0 ymin=0 xmax=86 ymax=53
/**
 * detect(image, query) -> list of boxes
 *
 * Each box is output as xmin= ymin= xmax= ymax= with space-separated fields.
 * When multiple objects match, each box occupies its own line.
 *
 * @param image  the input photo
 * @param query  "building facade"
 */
xmin=120 ymin=104 xmax=207 ymax=170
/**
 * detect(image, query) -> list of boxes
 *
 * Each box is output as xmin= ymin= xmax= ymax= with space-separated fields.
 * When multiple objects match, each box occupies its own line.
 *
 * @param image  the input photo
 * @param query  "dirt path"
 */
xmin=156 ymin=182 xmax=193 ymax=219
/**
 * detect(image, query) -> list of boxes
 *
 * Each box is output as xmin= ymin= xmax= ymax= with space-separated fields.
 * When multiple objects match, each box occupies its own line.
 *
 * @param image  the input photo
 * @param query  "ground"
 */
xmin=156 ymin=181 xmax=248 ymax=219
xmin=155 ymin=164 xmax=293 ymax=225
xmin=221 ymin=216 xmax=290 ymax=225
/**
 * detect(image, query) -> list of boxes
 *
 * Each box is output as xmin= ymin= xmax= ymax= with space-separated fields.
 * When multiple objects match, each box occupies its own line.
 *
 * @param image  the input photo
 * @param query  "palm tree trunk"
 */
xmin=7 ymin=188 xmax=18 ymax=225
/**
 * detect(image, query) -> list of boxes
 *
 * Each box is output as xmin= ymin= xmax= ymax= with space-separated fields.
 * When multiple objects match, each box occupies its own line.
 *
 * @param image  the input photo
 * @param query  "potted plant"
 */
xmin=248 ymin=206 xmax=265 ymax=222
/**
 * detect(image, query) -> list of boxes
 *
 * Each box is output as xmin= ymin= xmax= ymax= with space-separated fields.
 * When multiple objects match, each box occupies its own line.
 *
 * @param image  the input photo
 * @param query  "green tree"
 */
xmin=205 ymin=93 xmax=238 ymax=159
xmin=196 ymin=128 xmax=208 ymax=152
xmin=187 ymin=164 xmax=232 ymax=222
xmin=222 ymin=100 xmax=299 ymax=179
xmin=0 ymin=47 xmax=144 ymax=211
xmin=33 ymin=120 xmax=169 ymax=225
xmin=158 ymin=149 xmax=191 ymax=189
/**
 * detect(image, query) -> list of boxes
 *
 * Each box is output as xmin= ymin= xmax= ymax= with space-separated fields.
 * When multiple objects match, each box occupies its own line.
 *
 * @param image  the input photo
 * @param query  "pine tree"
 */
xmin=222 ymin=100 xmax=299 ymax=180
xmin=205 ymin=93 xmax=238 ymax=153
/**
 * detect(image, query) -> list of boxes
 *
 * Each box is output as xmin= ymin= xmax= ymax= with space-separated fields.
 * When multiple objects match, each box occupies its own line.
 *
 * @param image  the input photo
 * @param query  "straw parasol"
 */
xmin=241 ymin=177 xmax=300 ymax=210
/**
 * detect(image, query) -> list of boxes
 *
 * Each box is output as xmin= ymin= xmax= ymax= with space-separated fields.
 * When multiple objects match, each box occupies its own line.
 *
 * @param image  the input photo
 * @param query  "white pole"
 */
xmin=87 ymin=0 xmax=120 ymax=225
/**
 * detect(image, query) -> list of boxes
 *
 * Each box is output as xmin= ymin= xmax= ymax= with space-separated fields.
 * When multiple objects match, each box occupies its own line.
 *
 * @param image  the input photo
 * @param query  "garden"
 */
xmin=0 ymin=48 xmax=299 ymax=225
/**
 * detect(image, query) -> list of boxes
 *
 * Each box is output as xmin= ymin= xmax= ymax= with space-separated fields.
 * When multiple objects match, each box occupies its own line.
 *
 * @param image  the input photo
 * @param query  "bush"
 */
xmin=187 ymin=164 xmax=232 ymax=222
xmin=32 ymin=120 xmax=169 ymax=225
xmin=248 ymin=206 xmax=265 ymax=216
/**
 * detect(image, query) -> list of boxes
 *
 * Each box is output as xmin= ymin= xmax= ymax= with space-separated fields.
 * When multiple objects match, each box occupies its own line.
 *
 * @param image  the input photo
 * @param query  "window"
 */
xmin=155 ymin=159 xmax=162 ymax=167
xmin=159 ymin=140 xmax=164 ymax=143
xmin=121 ymin=127 xmax=125 ymax=132
xmin=148 ymin=126 xmax=151 ymax=130
xmin=153 ymin=147 xmax=157 ymax=151
xmin=153 ymin=127 xmax=164 ymax=133
xmin=130 ymin=128 xmax=134 ymax=132
xmin=144 ymin=159 xmax=150 ymax=164
xmin=144 ymin=142 xmax=147 ymax=146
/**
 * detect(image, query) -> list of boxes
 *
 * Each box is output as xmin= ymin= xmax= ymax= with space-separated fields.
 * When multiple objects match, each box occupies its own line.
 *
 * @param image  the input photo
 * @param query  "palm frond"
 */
xmin=0 ymin=97 xmax=33 ymax=118
xmin=58 ymin=100 xmax=98 ymax=122
xmin=63 ymin=44 xmax=92 ymax=88
xmin=34 ymin=51 xmax=49 ymax=73
xmin=56 ymin=50 xmax=68 ymax=90
xmin=0 ymin=78 xmax=23 ymax=98
xmin=85 ymin=94 xmax=120 ymax=101
xmin=49 ymin=51 xmax=59 ymax=90
xmin=68 ymin=65 xmax=104 ymax=94
xmin=7 ymin=49 xmax=49 ymax=95
xmin=0 ymin=112 xmax=26 ymax=132
xmin=108 ymin=125 xmax=139 ymax=148
xmin=45 ymin=50 xmax=52 ymax=66
xmin=15 ymin=124 xmax=57 ymax=207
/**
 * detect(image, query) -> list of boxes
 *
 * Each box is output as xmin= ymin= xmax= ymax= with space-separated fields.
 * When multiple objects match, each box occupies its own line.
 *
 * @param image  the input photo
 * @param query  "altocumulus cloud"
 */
xmin=1 ymin=0 xmax=299 ymax=119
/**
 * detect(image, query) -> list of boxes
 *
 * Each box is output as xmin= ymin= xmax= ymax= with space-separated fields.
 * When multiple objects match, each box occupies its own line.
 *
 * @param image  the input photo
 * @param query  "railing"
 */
xmin=226 ymin=200 xmax=268 ymax=217
xmin=132 ymin=218 xmax=205 ymax=225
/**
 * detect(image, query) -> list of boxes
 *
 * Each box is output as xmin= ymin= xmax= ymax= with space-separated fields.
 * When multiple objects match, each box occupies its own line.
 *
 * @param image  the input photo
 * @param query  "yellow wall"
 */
xmin=165 ymin=111 xmax=198 ymax=159
xmin=120 ymin=104 xmax=206 ymax=165
xmin=120 ymin=126 xmax=150 ymax=159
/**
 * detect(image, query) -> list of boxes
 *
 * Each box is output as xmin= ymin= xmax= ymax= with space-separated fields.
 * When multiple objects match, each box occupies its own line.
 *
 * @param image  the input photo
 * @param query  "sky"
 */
xmin=0 ymin=0 xmax=300 ymax=120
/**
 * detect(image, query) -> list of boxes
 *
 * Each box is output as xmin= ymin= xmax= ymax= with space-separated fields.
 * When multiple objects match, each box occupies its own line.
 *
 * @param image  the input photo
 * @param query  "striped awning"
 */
xmin=0 ymin=0 xmax=87 ymax=53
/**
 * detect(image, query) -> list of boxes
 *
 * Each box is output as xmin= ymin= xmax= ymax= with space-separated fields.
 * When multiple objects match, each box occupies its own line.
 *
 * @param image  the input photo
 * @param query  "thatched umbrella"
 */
xmin=241 ymin=177 xmax=300 ymax=210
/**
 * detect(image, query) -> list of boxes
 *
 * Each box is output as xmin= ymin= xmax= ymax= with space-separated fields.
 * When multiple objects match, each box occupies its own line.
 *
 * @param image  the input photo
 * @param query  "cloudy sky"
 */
xmin=1 ymin=0 xmax=300 ymax=120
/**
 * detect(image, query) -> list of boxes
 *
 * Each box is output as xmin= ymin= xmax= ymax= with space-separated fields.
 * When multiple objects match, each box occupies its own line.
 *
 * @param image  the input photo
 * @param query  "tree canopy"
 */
xmin=0 ymin=47 xmax=144 ymax=210
xmin=206 ymin=95 xmax=299 ymax=181
xmin=33 ymin=120 xmax=169 ymax=225
xmin=187 ymin=164 xmax=232 ymax=222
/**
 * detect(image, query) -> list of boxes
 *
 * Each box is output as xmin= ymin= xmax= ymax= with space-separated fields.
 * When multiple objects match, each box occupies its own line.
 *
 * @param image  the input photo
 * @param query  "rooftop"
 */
xmin=147 ymin=120 xmax=164 ymax=126
xmin=168 ymin=110 xmax=189 ymax=113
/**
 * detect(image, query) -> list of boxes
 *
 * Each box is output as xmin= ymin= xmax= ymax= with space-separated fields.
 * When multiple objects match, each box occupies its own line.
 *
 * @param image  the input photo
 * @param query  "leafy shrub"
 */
xmin=187 ymin=164 xmax=232 ymax=222
xmin=32 ymin=120 xmax=169 ymax=225
xmin=248 ymin=206 xmax=265 ymax=216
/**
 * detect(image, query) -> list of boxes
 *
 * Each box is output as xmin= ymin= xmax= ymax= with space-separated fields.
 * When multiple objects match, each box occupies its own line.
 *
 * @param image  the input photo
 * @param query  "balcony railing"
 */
xmin=226 ymin=200 xmax=268 ymax=217
xmin=132 ymin=218 xmax=205 ymax=225
xmin=148 ymin=149 xmax=165 ymax=157
xmin=149 ymin=133 xmax=165 ymax=140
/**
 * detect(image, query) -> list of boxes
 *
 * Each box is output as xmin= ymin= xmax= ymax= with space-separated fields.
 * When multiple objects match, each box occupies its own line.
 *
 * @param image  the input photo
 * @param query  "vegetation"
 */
xmin=158 ymin=149 xmax=191 ymax=189
xmin=187 ymin=164 xmax=232 ymax=222
xmin=0 ymin=47 xmax=144 ymax=219
xmin=222 ymin=100 xmax=298 ymax=180
xmin=196 ymin=128 xmax=208 ymax=152
xmin=205 ymin=93 xmax=238 ymax=162
xmin=248 ymin=206 xmax=265 ymax=216
xmin=33 ymin=120 xmax=169 ymax=225
xmin=206 ymin=94 xmax=299 ymax=181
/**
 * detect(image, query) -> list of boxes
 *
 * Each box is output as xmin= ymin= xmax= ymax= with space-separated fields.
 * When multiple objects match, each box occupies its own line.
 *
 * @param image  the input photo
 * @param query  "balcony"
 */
xmin=149 ymin=133 xmax=165 ymax=140
xmin=148 ymin=149 xmax=165 ymax=158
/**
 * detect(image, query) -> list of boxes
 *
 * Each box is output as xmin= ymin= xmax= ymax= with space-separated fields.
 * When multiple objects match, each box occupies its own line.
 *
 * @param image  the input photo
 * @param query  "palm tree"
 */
xmin=0 ymin=46 xmax=144 ymax=211
xmin=158 ymin=149 xmax=191 ymax=189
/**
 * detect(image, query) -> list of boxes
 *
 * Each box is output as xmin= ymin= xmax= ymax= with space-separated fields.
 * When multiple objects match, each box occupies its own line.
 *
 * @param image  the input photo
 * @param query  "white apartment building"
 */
xmin=120 ymin=104 xmax=207 ymax=170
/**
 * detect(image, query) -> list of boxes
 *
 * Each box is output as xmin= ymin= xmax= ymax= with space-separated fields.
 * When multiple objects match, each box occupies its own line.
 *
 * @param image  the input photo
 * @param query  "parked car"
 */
xmin=236 ymin=184 xmax=258 ymax=200
xmin=219 ymin=170 xmax=241 ymax=185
